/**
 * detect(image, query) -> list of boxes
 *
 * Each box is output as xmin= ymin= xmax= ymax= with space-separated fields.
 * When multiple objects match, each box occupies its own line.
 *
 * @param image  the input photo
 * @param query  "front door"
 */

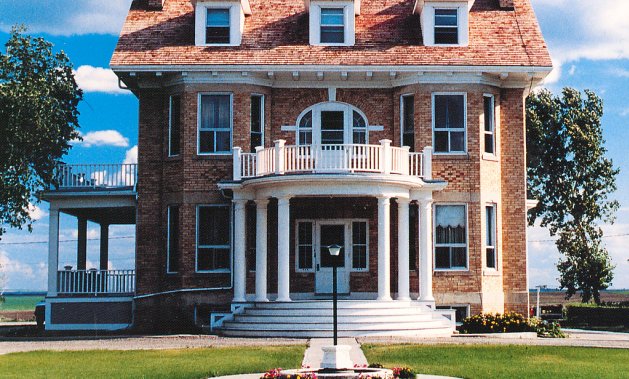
xmin=315 ymin=222 xmax=350 ymax=294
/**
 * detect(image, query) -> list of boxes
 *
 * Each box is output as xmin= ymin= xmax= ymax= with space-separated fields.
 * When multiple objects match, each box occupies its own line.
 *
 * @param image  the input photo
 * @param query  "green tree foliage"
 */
xmin=526 ymin=88 xmax=618 ymax=304
xmin=0 ymin=27 xmax=82 ymax=238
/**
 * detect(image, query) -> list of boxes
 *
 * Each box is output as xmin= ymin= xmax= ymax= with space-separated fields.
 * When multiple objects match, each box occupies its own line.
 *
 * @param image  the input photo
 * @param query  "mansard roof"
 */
xmin=110 ymin=0 xmax=551 ymax=69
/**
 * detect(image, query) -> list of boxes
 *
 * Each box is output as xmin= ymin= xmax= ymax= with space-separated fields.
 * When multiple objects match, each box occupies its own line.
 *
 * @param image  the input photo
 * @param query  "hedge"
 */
xmin=564 ymin=304 xmax=629 ymax=327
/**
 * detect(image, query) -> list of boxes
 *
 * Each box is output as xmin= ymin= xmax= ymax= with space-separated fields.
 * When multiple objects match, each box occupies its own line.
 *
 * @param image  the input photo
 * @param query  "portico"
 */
xmin=221 ymin=142 xmax=445 ymax=304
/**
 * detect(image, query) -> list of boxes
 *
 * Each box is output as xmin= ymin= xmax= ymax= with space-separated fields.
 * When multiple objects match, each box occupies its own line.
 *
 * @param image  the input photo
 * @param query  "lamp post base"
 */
xmin=321 ymin=345 xmax=353 ymax=370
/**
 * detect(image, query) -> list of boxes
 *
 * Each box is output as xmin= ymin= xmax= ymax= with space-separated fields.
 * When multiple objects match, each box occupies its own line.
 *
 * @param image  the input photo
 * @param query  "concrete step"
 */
xmin=221 ymin=319 xmax=448 ymax=331
xmin=233 ymin=313 xmax=433 ymax=323
xmin=244 ymin=307 xmax=431 ymax=317
xmin=252 ymin=300 xmax=422 ymax=309
xmin=220 ymin=327 xmax=453 ymax=338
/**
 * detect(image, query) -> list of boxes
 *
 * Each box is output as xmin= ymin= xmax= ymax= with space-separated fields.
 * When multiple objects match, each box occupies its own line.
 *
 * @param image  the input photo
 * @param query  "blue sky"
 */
xmin=0 ymin=0 xmax=627 ymax=291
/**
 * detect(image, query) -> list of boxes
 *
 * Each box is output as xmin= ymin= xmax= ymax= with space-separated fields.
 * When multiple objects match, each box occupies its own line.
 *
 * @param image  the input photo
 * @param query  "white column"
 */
xmin=232 ymin=199 xmax=248 ymax=302
xmin=419 ymin=199 xmax=435 ymax=302
xmin=377 ymin=196 xmax=392 ymax=301
xmin=233 ymin=146 xmax=242 ymax=181
xmin=397 ymin=198 xmax=411 ymax=301
xmin=255 ymin=199 xmax=269 ymax=302
xmin=277 ymin=197 xmax=291 ymax=301
xmin=47 ymin=208 xmax=60 ymax=297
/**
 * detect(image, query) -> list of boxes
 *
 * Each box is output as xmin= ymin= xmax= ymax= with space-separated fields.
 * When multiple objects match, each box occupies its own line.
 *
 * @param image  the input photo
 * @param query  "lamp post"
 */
xmin=535 ymin=284 xmax=547 ymax=318
xmin=328 ymin=244 xmax=342 ymax=346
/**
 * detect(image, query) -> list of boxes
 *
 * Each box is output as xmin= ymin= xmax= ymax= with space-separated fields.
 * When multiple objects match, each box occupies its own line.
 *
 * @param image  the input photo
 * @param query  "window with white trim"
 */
xmin=434 ymin=9 xmax=458 ymax=45
xmin=250 ymin=95 xmax=264 ymax=152
xmin=401 ymin=95 xmax=415 ymax=151
xmin=298 ymin=111 xmax=313 ymax=145
xmin=486 ymin=204 xmax=497 ymax=269
xmin=297 ymin=221 xmax=314 ymax=271
xmin=434 ymin=204 xmax=467 ymax=270
xmin=351 ymin=221 xmax=368 ymax=271
xmin=433 ymin=94 xmax=466 ymax=154
xmin=352 ymin=111 xmax=367 ymax=144
xmin=206 ymin=8 xmax=231 ymax=44
xmin=196 ymin=205 xmax=231 ymax=272
xmin=198 ymin=94 xmax=232 ymax=154
xmin=166 ymin=205 xmax=179 ymax=273
xmin=320 ymin=8 xmax=345 ymax=43
xmin=484 ymin=95 xmax=496 ymax=155
xmin=169 ymin=95 xmax=181 ymax=157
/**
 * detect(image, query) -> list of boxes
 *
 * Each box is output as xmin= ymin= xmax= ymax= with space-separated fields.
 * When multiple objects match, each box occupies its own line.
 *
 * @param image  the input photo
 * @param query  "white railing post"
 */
xmin=255 ymin=146 xmax=264 ymax=177
xmin=274 ymin=139 xmax=286 ymax=175
xmin=233 ymin=147 xmax=242 ymax=181
xmin=402 ymin=146 xmax=410 ymax=175
xmin=380 ymin=139 xmax=392 ymax=174
xmin=423 ymin=146 xmax=433 ymax=180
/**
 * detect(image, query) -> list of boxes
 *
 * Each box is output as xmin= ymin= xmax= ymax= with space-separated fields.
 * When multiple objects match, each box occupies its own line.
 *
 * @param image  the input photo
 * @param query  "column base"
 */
xmin=376 ymin=295 xmax=393 ymax=301
xmin=276 ymin=297 xmax=292 ymax=302
xmin=396 ymin=296 xmax=411 ymax=301
xmin=232 ymin=297 xmax=247 ymax=303
xmin=255 ymin=297 xmax=269 ymax=302
xmin=321 ymin=345 xmax=353 ymax=370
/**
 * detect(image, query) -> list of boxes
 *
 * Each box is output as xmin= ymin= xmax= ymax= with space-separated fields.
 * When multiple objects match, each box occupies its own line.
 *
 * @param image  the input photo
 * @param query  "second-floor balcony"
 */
xmin=232 ymin=139 xmax=433 ymax=181
xmin=53 ymin=163 xmax=138 ymax=191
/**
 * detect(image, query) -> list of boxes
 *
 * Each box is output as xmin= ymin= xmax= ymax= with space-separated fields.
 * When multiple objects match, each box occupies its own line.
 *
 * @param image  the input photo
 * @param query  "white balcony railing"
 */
xmin=55 ymin=163 xmax=137 ymax=190
xmin=233 ymin=140 xmax=432 ymax=181
xmin=57 ymin=269 xmax=135 ymax=295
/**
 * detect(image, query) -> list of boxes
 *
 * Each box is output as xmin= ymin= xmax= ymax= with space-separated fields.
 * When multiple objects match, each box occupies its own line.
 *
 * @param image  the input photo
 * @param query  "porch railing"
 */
xmin=57 ymin=269 xmax=136 ymax=294
xmin=233 ymin=140 xmax=432 ymax=181
xmin=55 ymin=163 xmax=138 ymax=189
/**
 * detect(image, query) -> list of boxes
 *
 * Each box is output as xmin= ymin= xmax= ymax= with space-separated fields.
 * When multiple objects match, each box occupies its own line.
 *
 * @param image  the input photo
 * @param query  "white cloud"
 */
xmin=532 ymin=0 xmax=629 ymax=83
xmin=77 ymin=130 xmax=130 ymax=148
xmin=27 ymin=203 xmax=47 ymax=221
xmin=74 ymin=66 xmax=130 ymax=95
xmin=0 ymin=250 xmax=34 ymax=279
xmin=124 ymin=145 xmax=138 ymax=164
xmin=0 ymin=0 xmax=132 ymax=36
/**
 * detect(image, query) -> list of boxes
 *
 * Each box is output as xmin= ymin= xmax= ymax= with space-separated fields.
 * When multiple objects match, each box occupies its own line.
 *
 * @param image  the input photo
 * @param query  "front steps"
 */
xmin=215 ymin=300 xmax=455 ymax=338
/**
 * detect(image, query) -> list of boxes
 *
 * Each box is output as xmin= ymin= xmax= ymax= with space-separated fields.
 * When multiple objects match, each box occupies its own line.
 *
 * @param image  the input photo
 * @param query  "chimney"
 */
xmin=498 ymin=0 xmax=514 ymax=9
xmin=147 ymin=0 xmax=165 ymax=10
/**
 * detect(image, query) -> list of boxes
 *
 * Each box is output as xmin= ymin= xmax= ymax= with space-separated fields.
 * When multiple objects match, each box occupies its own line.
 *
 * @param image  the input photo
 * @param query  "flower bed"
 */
xmin=460 ymin=312 xmax=565 ymax=338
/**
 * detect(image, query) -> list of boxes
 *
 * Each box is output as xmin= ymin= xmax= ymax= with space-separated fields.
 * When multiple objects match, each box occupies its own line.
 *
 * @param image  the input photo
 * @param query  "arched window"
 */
xmin=295 ymin=102 xmax=370 ymax=145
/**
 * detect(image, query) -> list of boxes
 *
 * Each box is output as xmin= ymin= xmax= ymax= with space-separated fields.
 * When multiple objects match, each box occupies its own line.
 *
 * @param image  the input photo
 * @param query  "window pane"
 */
xmin=447 ymin=96 xmax=465 ymax=129
xmin=206 ymin=27 xmax=230 ymax=44
xmin=168 ymin=206 xmax=179 ymax=272
xmin=199 ymin=131 xmax=215 ymax=153
xmin=216 ymin=131 xmax=231 ymax=152
xmin=299 ymin=222 xmax=313 ymax=244
xmin=352 ymin=246 xmax=367 ymax=269
xmin=198 ymin=248 xmax=230 ymax=271
xmin=198 ymin=206 xmax=230 ymax=246
xmin=435 ymin=247 xmax=450 ymax=269
xmin=322 ymin=111 xmax=344 ymax=130
xmin=353 ymin=111 xmax=366 ymax=128
xmin=453 ymin=306 xmax=468 ymax=323
xmin=321 ymin=8 xmax=344 ymax=25
xmin=485 ymin=133 xmax=494 ymax=154
xmin=435 ymin=28 xmax=458 ymax=44
xmin=486 ymin=206 xmax=494 ymax=246
xmin=353 ymin=130 xmax=366 ymax=144
xmin=452 ymin=247 xmax=467 ymax=268
xmin=251 ymin=95 xmax=263 ymax=133
xmin=207 ymin=9 xmax=230 ymax=26
xmin=434 ymin=96 xmax=448 ymax=129
xmin=434 ymin=131 xmax=449 ymax=153
xmin=450 ymin=131 xmax=465 ymax=152
xmin=322 ymin=131 xmax=344 ymax=144
xmin=299 ymin=130 xmax=312 ymax=145
xmin=298 ymin=222 xmax=313 ymax=270
xmin=486 ymin=248 xmax=496 ymax=269
xmin=352 ymin=222 xmax=366 ymax=244
xmin=436 ymin=205 xmax=465 ymax=228
xmin=299 ymin=246 xmax=313 ymax=269
xmin=484 ymin=96 xmax=494 ymax=132
xmin=321 ymin=26 xmax=344 ymax=43
xmin=435 ymin=9 xmax=458 ymax=26
xmin=251 ymin=133 xmax=262 ymax=152
xmin=169 ymin=96 xmax=181 ymax=156
xmin=299 ymin=111 xmax=313 ymax=128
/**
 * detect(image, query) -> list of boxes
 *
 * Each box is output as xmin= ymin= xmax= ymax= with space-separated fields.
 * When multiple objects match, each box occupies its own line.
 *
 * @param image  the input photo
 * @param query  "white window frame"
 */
xmin=196 ymin=204 xmax=232 ymax=273
xmin=168 ymin=95 xmax=181 ymax=157
xmin=434 ymin=8 xmax=459 ymax=45
xmin=483 ymin=94 xmax=496 ymax=156
xmin=197 ymin=92 xmax=233 ymax=155
xmin=166 ymin=205 xmax=179 ymax=274
xmin=400 ymin=93 xmax=415 ymax=151
xmin=294 ymin=219 xmax=369 ymax=273
xmin=309 ymin=2 xmax=356 ymax=46
xmin=485 ymin=203 xmax=498 ymax=270
xmin=294 ymin=102 xmax=373 ymax=145
xmin=421 ymin=3 xmax=469 ymax=47
xmin=433 ymin=203 xmax=469 ymax=271
xmin=295 ymin=220 xmax=315 ymax=273
xmin=250 ymin=94 xmax=265 ymax=152
xmin=194 ymin=2 xmax=245 ymax=47
xmin=432 ymin=92 xmax=467 ymax=155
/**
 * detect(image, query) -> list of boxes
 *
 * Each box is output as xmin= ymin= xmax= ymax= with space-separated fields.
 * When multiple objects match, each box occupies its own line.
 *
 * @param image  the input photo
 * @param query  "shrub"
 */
xmin=564 ymin=304 xmax=629 ymax=327
xmin=460 ymin=312 xmax=534 ymax=334
xmin=392 ymin=367 xmax=414 ymax=378
xmin=530 ymin=318 xmax=566 ymax=338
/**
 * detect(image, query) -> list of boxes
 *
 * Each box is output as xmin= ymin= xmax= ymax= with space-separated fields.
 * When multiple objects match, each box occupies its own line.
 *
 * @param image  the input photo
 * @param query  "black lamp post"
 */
xmin=327 ymin=244 xmax=342 ymax=346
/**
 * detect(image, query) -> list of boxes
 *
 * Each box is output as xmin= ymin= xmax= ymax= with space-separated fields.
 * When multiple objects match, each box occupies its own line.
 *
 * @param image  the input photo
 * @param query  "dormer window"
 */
xmin=434 ymin=9 xmax=458 ymax=45
xmin=194 ymin=0 xmax=251 ymax=47
xmin=320 ymin=8 xmax=345 ymax=43
xmin=307 ymin=1 xmax=356 ymax=46
xmin=206 ymin=8 xmax=230 ymax=44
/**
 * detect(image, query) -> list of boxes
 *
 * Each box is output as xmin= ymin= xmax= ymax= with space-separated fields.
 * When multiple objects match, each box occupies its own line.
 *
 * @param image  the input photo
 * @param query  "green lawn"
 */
xmin=362 ymin=344 xmax=629 ymax=379
xmin=0 ymin=346 xmax=305 ymax=379
xmin=0 ymin=295 xmax=43 ymax=311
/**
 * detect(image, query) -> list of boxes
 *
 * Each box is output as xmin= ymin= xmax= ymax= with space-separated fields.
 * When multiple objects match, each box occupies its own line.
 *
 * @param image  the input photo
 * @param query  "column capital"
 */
xmin=255 ymin=198 xmax=270 ymax=208
xmin=417 ymin=198 xmax=433 ymax=209
xmin=377 ymin=195 xmax=391 ymax=204
xmin=277 ymin=196 xmax=291 ymax=205
xmin=396 ymin=197 xmax=411 ymax=206
xmin=232 ymin=199 xmax=248 ymax=210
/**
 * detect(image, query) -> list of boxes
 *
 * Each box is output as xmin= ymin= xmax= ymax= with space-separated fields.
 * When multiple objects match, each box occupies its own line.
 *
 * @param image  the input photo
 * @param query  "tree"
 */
xmin=0 ymin=27 xmax=82 ymax=238
xmin=526 ymin=88 xmax=619 ymax=304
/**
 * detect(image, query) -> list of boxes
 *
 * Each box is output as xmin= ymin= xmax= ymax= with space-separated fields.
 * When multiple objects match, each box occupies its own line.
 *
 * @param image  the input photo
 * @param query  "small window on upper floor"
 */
xmin=434 ymin=9 xmax=458 ymax=45
xmin=309 ymin=2 xmax=356 ymax=46
xmin=206 ymin=8 xmax=231 ymax=44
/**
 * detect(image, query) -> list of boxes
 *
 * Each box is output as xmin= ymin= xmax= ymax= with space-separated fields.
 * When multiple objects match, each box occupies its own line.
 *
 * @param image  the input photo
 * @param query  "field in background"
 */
xmin=0 ymin=295 xmax=44 ymax=322
xmin=533 ymin=290 xmax=629 ymax=306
